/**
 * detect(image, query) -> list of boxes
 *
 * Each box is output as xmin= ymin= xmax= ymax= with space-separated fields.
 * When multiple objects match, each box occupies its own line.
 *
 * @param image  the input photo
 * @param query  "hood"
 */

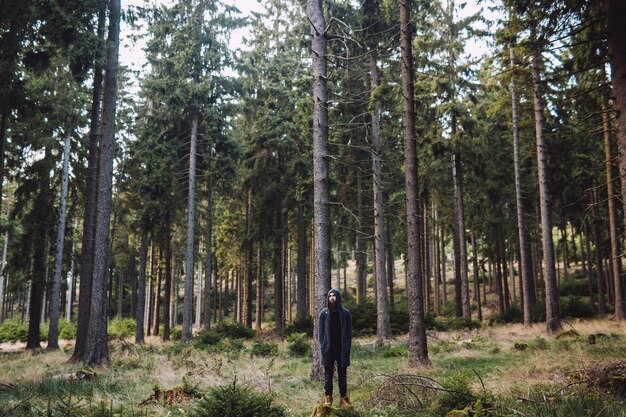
xmin=327 ymin=288 xmax=343 ymax=310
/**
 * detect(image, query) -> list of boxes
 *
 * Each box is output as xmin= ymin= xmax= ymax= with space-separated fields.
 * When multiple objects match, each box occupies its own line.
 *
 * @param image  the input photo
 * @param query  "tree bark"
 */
xmin=27 ymin=150 xmax=52 ymax=349
xmin=308 ymin=0 xmax=331 ymax=380
xmin=203 ymin=175 xmax=213 ymax=330
xmin=72 ymin=0 xmax=106 ymax=362
xmin=591 ymin=188 xmax=608 ymax=314
xmin=400 ymin=0 xmax=430 ymax=367
xmin=256 ymin=244 xmax=264 ymax=330
xmin=48 ymin=129 xmax=72 ymax=349
xmin=530 ymin=50 xmax=562 ymax=334
xmin=296 ymin=203 xmax=308 ymax=320
xmin=510 ymin=46 xmax=533 ymax=326
xmin=386 ymin=219 xmax=395 ymax=310
xmin=603 ymin=102 xmax=625 ymax=320
xmin=452 ymin=152 xmax=471 ymax=319
xmin=274 ymin=218 xmax=284 ymax=338
xmin=162 ymin=224 xmax=172 ymax=340
xmin=370 ymin=50 xmax=391 ymax=343
xmin=135 ymin=228 xmax=148 ymax=344
xmin=182 ymin=113 xmax=198 ymax=342
xmin=356 ymin=166 xmax=367 ymax=304
xmin=603 ymin=0 xmax=626 ymax=321
xmin=84 ymin=0 xmax=121 ymax=365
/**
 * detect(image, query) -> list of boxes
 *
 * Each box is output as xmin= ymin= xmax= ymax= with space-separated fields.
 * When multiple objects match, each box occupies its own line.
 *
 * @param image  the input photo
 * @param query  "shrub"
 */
xmin=170 ymin=327 xmax=182 ymax=340
xmin=194 ymin=330 xmax=222 ymax=349
xmin=58 ymin=320 xmax=77 ymax=340
xmin=0 ymin=318 xmax=28 ymax=342
xmin=344 ymin=301 xmax=376 ymax=336
xmin=380 ymin=346 xmax=407 ymax=358
xmin=108 ymin=317 xmax=136 ymax=338
xmin=560 ymin=295 xmax=594 ymax=318
xmin=284 ymin=315 xmax=313 ymax=337
xmin=390 ymin=307 xmax=410 ymax=335
xmin=250 ymin=340 xmax=279 ymax=357
xmin=190 ymin=379 xmax=286 ymax=417
xmin=497 ymin=304 xmax=523 ymax=323
xmin=214 ymin=321 xmax=255 ymax=340
xmin=559 ymin=278 xmax=592 ymax=297
xmin=287 ymin=332 xmax=310 ymax=357
xmin=430 ymin=372 xmax=477 ymax=416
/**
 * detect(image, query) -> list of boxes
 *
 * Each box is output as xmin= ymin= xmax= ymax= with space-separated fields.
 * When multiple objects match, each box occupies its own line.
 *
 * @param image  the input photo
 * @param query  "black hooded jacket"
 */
xmin=318 ymin=288 xmax=352 ymax=367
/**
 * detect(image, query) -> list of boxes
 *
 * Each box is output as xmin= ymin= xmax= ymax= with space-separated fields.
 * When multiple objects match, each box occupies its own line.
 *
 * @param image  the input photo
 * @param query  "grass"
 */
xmin=0 ymin=319 xmax=624 ymax=417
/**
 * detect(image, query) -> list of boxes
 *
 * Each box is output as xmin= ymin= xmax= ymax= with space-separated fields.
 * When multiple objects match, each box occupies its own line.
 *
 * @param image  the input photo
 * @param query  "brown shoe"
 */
xmin=324 ymin=395 xmax=332 ymax=406
xmin=340 ymin=396 xmax=352 ymax=408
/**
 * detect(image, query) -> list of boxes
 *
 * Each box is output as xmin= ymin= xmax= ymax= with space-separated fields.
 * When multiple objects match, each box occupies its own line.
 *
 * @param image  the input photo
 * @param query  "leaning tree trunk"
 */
xmin=182 ymin=113 xmax=198 ymax=342
xmin=308 ymin=0 xmax=331 ymax=381
xmin=510 ymin=46 xmax=533 ymax=326
xmin=71 ymin=0 xmax=106 ymax=362
xmin=83 ymin=0 xmax=120 ymax=365
xmin=603 ymin=0 xmax=626 ymax=321
xmin=370 ymin=50 xmax=391 ymax=343
xmin=530 ymin=50 xmax=562 ymax=334
xmin=400 ymin=0 xmax=430 ymax=367
xmin=48 ymin=128 xmax=72 ymax=349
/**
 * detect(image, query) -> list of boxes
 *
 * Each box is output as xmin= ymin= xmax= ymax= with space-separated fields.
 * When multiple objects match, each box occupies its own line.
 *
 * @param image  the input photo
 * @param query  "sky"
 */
xmin=120 ymin=0 xmax=495 ymax=93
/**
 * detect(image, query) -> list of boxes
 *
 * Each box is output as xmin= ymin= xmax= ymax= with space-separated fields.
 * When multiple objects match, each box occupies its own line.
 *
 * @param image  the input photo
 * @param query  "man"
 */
xmin=318 ymin=288 xmax=352 ymax=407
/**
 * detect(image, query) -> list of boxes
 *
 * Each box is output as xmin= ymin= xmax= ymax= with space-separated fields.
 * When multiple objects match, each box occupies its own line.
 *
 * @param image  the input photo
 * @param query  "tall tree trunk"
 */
xmin=510 ymin=46 xmax=533 ymax=326
xmin=582 ymin=221 xmax=594 ymax=311
xmin=495 ymin=240 xmax=505 ymax=315
xmin=591 ymin=188 xmax=608 ymax=314
xmin=441 ymin=223 xmax=447 ymax=305
xmin=135 ymin=228 xmax=148 ymax=344
xmin=452 ymin=152 xmax=471 ymax=319
xmin=0 ymin=232 xmax=8 ymax=321
xmin=603 ymin=0 xmax=626 ymax=321
xmin=48 ymin=129 xmax=71 ymax=349
xmin=72 ymin=0 xmax=106 ymax=362
xmin=356 ymin=166 xmax=367 ymax=304
xmin=27 ymin=151 xmax=52 ymax=349
xmin=274 ymin=208 xmax=284 ymax=338
xmin=603 ymin=103 xmax=625 ymax=320
xmin=370 ymin=50 xmax=391 ymax=343
xmin=400 ymin=0 xmax=429 ymax=367
xmin=163 ymin=224 xmax=171 ymax=340
xmin=433 ymin=208 xmax=440 ymax=317
xmin=255 ymin=244 xmax=264 ymax=330
xmin=244 ymin=190 xmax=253 ymax=327
xmin=182 ymin=113 xmax=198 ymax=342
xmin=308 ymin=0 xmax=331 ymax=380
xmin=203 ymin=175 xmax=213 ymax=330
xmin=83 ymin=0 xmax=120 ymax=365
xmin=296 ymin=203 xmax=308 ymax=320
xmin=387 ymin=219 xmax=395 ymax=310
xmin=530 ymin=50 xmax=562 ymax=334
xmin=153 ymin=258 xmax=161 ymax=336
xmin=471 ymin=232 xmax=482 ymax=321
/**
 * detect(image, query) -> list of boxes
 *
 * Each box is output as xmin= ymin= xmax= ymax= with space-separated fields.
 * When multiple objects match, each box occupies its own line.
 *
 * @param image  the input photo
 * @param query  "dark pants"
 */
xmin=324 ymin=364 xmax=347 ymax=397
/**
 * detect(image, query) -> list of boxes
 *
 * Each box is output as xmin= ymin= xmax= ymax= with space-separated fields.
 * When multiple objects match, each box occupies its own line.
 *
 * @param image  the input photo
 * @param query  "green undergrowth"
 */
xmin=0 ymin=319 xmax=623 ymax=417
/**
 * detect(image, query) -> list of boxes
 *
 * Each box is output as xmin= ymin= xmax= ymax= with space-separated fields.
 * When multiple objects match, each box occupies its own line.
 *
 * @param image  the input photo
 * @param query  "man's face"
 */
xmin=328 ymin=292 xmax=337 ymax=304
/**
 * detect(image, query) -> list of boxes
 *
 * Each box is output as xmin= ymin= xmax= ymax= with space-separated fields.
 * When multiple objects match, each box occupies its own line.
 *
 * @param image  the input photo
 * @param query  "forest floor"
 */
xmin=0 ymin=318 xmax=624 ymax=416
